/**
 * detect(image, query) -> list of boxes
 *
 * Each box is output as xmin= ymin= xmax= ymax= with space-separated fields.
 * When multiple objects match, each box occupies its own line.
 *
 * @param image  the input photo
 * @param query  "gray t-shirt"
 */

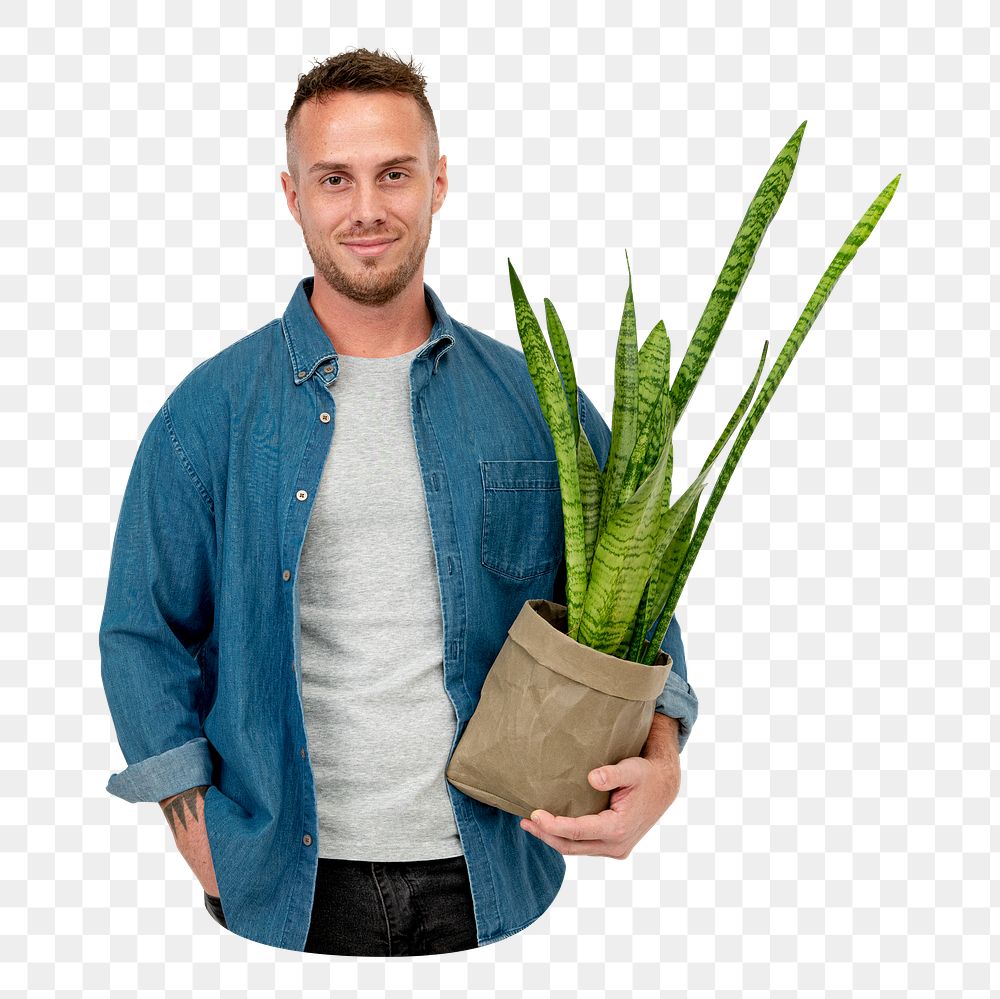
xmin=296 ymin=333 xmax=464 ymax=861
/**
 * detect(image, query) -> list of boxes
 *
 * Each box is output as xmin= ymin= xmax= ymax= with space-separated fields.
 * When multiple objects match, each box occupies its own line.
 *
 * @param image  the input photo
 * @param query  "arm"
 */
xmin=159 ymin=785 xmax=218 ymax=896
xmin=641 ymin=712 xmax=680 ymax=762
xmin=100 ymin=400 xmax=216 ymax=803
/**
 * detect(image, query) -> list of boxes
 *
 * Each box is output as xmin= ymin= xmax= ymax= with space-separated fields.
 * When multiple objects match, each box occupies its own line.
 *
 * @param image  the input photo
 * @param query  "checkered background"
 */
xmin=2 ymin=1 xmax=994 ymax=996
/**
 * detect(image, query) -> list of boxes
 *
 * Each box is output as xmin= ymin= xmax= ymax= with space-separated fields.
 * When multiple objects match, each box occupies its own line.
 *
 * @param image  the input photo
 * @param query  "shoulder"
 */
xmin=451 ymin=317 xmax=529 ymax=369
xmin=169 ymin=319 xmax=281 ymax=403
xmin=168 ymin=317 xmax=281 ymax=405
xmin=160 ymin=318 xmax=283 ymax=491
xmin=455 ymin=318 xmax=567 ymax=426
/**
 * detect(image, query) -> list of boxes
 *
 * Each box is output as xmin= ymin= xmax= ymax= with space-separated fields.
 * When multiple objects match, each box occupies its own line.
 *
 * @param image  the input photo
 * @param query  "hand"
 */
xmin=519 ymin=718 xmax=682 ymax=859
xmin=160 ymin=785 xmax=220 ymax=896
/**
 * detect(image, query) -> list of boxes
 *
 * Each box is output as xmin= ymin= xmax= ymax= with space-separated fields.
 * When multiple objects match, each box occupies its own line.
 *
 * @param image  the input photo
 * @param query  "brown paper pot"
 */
xmin=446 ymin=598 xmax=672 ymax=819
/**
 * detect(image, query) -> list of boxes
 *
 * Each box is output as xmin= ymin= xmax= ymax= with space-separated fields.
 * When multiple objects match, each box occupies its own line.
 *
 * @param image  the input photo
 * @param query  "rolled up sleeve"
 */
xmin=105 ymin=736 xmax=214 ymax=804
xmin=650 ymin=611 xmax=698 ymax=753
xmin=100 ymin=400 xmax=217 ymax=803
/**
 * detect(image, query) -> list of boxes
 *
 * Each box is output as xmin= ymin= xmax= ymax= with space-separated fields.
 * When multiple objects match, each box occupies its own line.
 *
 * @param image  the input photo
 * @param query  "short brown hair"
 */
xmin=285 ymin=47 xmax=439 ymax=181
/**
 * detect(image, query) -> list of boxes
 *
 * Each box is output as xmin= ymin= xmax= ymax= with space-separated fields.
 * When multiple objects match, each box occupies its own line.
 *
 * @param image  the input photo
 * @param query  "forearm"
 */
xmin=159 ymin=785 xmax=218 ymax=895
xmin=642 ymin=712 xmax=680 ymax=763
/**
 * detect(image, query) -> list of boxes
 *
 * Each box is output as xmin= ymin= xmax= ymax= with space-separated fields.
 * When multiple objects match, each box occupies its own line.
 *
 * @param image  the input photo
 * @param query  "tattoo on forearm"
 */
xmin=160 ymin=785 xmax=209 ymax=838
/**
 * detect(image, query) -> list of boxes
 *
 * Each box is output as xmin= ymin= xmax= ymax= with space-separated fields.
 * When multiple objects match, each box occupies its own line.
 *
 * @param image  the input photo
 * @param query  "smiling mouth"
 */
xmin=344 ymin=239 xmax=396 ymax=257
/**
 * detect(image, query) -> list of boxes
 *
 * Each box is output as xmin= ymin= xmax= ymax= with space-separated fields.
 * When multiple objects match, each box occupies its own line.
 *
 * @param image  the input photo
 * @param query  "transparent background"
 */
xmin=2 ymin=1 xmax=995 ymax=996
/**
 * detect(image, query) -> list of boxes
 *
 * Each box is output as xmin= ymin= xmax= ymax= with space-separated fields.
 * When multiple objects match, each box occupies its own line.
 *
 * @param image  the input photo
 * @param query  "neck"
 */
xmin=308 ymin=274 xmax=433 ymax=358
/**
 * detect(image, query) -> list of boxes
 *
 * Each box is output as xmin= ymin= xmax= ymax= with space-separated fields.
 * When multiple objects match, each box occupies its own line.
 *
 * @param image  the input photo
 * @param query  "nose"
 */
xmin=347 ymin=181 xmax=389 ymax=232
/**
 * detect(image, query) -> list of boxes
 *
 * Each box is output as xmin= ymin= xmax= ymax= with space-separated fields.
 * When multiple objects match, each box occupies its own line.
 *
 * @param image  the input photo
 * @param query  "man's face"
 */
xmin=280 ymin=90 xmax=447 ymax=308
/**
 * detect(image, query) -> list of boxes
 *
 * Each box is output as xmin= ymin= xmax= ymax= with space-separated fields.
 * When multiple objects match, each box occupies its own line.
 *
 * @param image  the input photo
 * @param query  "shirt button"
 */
xmin=323 ymin=364 xmax=333 ymax=373
xmin=300 ymin=747 xmax=306 ymax=759
xmin=282 ymin=569 xmax=291 ymax=581
xmin=319 ymin=412 xmax=330 ymax=423
xmin=297 ymin=370 xmax=306 ymax=378
xmin=296 ymin=489 xmax=308 ymax=501
xmin=303 ymin=833 xmax=312 ymax=847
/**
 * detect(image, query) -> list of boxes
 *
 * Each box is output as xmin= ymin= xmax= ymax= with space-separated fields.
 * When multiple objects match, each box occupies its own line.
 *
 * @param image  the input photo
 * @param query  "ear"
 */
xmin=432 ymin=155 xmax=448 ymax=214
xmin=280 ymin=171 xmax=301 ymax=226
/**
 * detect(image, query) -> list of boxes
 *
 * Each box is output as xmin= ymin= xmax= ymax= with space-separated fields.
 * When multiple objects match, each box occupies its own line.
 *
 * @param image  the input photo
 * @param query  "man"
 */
xmin=100 ymin=47 xmax=698 ymax=957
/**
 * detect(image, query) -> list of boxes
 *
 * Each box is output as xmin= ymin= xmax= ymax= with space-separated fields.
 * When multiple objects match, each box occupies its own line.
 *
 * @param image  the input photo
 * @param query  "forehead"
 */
xmin=294 ymin=90 xmax=425 ymax=155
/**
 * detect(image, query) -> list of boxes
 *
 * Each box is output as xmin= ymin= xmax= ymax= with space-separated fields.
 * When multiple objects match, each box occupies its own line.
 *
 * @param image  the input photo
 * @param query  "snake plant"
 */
xmin=509 ymin=120 xmax=900 ymax=665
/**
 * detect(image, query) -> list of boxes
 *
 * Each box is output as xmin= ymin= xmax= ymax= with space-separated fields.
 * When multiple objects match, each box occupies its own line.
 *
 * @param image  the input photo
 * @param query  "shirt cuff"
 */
xmin=106 ymin=735 xmax=213 ymax=804
xmin=654 ymin=670 xmax=698 ymax=754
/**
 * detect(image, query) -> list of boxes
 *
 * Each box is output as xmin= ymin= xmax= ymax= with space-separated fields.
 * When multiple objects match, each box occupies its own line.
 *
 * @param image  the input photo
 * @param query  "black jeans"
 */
xmin=204 ymin=853 xmax=480 ymax=956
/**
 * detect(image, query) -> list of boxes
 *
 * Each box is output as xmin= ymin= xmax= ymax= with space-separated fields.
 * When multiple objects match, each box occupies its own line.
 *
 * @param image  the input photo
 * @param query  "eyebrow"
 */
xmin=308 ymin=155 xmax=421 ymax=175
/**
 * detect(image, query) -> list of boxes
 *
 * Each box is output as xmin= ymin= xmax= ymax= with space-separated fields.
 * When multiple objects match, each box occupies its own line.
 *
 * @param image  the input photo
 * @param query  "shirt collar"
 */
xmin=281 ymin=275 xmax=457 ymax=385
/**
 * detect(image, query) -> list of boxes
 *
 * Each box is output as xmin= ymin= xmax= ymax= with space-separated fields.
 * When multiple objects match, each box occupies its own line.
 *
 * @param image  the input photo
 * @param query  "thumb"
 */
xmin=589 ymin=758 xmax=642 ymax=791
xmin=588 ymin=763 xmax=618 ymax=791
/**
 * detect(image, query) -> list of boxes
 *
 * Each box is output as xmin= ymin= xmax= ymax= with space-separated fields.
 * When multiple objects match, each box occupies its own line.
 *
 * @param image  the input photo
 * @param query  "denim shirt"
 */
xmin=99 ymin=276 xmax=699 ymax=952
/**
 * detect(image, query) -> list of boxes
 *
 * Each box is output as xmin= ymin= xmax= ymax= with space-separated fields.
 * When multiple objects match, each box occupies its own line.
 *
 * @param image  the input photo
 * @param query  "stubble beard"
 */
xmin=302 ymin=207 xmax=434 ymax=308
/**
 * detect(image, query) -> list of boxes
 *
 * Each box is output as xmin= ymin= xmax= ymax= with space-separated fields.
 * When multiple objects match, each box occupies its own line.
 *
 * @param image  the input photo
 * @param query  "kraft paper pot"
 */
xmin=446 ymin=598 xmax=672 ymax=819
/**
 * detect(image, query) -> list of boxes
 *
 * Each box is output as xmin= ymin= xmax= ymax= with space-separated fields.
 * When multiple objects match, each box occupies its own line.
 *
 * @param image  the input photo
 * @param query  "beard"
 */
xmin=301 ymin=207 xmax=434 ymax=308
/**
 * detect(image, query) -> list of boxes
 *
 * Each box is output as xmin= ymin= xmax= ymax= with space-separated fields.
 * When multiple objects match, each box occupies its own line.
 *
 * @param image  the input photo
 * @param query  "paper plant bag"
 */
xmin=446 ymin=598 xmax=672 ymax=819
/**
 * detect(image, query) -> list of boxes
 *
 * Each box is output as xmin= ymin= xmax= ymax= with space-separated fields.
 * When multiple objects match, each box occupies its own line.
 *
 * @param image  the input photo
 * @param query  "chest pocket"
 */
xmin=481 ymin=459 xmax=564 ymax=580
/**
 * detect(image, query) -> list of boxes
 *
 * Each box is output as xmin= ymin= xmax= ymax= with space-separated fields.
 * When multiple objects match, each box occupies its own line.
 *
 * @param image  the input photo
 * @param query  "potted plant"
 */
xmin=446 ymin=120 xmax=900 ymax=819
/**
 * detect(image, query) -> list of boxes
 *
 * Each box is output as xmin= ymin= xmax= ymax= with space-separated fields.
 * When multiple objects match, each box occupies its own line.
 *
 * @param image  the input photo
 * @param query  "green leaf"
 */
xmin=617 ymin=320 xmax=672 ymax=504
xmin=507 ymin=258 xmax=588 ymax=637
xmin=580 ymin=341 xmax=760 ymax=655
xmin=669 ymin=120 xmax=808 ymax=432
xmin=503 ymin=121 xmax=900 ymax=669
xmin=631 ymin=496 xmax=698 ymax=663
xmin=577 ymin=423 xmax=604 ymax=578
xmin=544 ymin=297 xmax=580 ymax=452
xmin=577 ymin=442 xmax=712 ymax=654
xmin=597 ymin=250 xmax=640 ymax=542
xmin=645 ymin=171 xmax=902 ymax=657
xmin=637 ymin=336 xmax=769 ymax=663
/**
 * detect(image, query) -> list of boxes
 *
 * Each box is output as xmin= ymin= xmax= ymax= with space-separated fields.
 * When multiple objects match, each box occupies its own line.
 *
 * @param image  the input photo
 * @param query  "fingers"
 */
xmin=527 ymin=808 xmax=622 ymax=842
